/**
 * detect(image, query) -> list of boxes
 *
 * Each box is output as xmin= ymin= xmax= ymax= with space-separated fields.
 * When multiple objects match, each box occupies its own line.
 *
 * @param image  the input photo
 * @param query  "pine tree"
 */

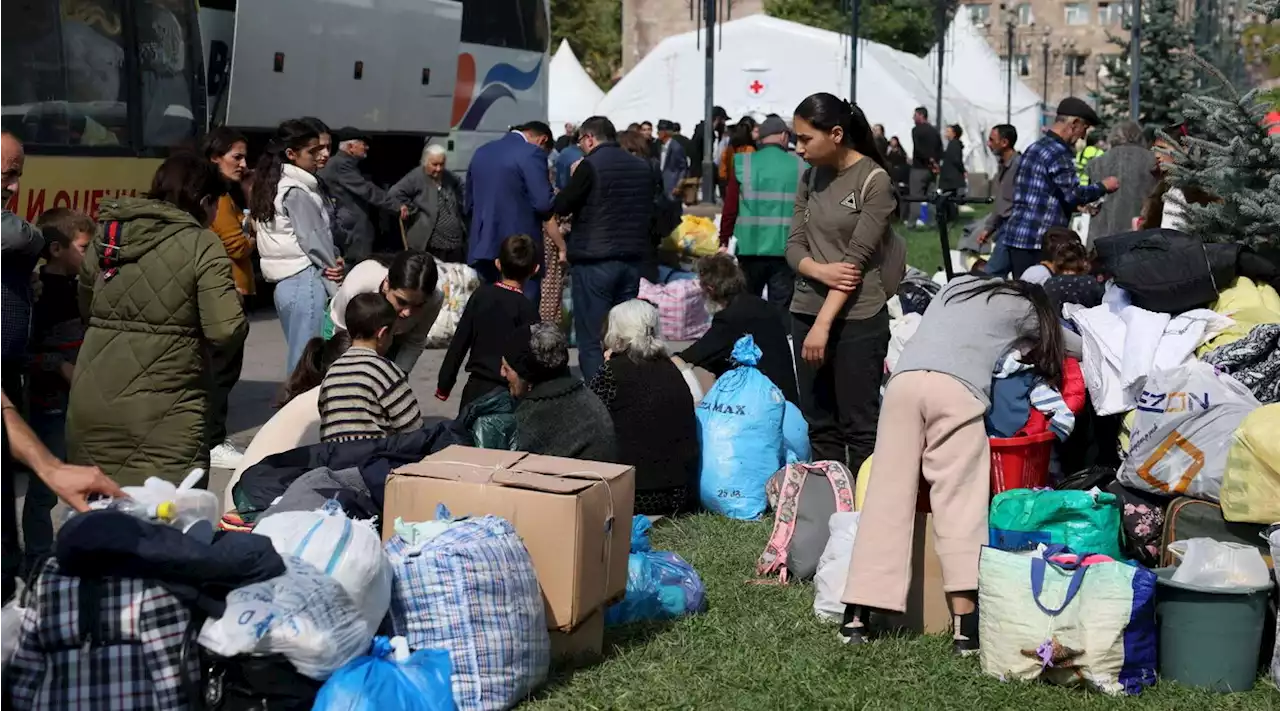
xmin=1167 ymin=2 xmax=1280 ymax=250
xmin=1097 ymin=0 xmax=1197 ymax=129
xmin=764 ymin=0 xmax=939 ymax=56
xmin=551 ymin=0 xmax=621 ymax=88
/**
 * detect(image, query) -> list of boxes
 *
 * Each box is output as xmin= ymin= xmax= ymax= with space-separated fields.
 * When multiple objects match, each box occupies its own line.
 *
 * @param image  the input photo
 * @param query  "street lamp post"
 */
xmin=701 ymin=0 xmax=716 ymax=204
xmin=1129 ymin=0 xmax=1142 ymax=121
xmin=1041 ymin=33 xmax=1051 ymax=126
xmin=850 ymin=0 xmax=862 ymax=101
xmin=1005 ymin=14 xmax=1016 ymax=124
xmin=1062 ymin=38 xmax=1078 ymax=99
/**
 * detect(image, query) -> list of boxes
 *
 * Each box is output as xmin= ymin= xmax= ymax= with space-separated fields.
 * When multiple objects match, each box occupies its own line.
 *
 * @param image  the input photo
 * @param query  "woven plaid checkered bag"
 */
xmin=637 ymin=277 xmax=711 ymax=341
xmin=7 ymin=559 xmax=201 ymax=710
xmin=386 ymin=515 xmax=549 ymax=711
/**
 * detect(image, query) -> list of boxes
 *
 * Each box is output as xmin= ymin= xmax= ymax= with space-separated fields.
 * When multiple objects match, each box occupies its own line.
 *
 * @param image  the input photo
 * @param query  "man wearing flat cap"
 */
xmin=993 ymin=97 xmax=1120 ymax=278
xmin=320 ymin=127 xmax=408 ymax=263
xmin=719 ymin=114 xmax=801 ymax=326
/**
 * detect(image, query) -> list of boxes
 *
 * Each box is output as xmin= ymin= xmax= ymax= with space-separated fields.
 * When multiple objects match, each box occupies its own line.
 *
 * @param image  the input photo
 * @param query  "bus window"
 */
xmin=1 ymin=0 xmax=129 ymax=147
xmin=460 ymin=0 xmax=548 ymax=53
xmin=136 ymin=0 xmax=199 ymax=148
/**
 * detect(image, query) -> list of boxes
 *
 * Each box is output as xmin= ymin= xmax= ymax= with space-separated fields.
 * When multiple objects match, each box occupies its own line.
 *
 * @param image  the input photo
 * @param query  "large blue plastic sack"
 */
xmin=697 ymin=336 xmax=787 ymax=518
xmin=605 ymin=516 xmax=706 ymax=625
xmin=314 ymin=636 xmax=455 ymax=711
xmin=782 ymin=401 xmax=810 ymax=463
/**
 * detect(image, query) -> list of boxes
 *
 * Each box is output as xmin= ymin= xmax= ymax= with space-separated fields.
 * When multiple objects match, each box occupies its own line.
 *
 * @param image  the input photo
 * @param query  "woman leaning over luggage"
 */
xmin=67 ymin=153 xmax=248 ymax=487
xmin=249 ymin=119 xmax=344 ymax=373
xmin=787 ymin=92 xmax=904 ymax=472
xmin=840 ymin=277 xmax=1081 ymax=655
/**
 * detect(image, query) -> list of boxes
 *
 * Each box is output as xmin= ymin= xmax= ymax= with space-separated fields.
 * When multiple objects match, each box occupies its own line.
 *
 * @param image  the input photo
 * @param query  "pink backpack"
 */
xmin=757 ymin=461 xmax=855 ymax=583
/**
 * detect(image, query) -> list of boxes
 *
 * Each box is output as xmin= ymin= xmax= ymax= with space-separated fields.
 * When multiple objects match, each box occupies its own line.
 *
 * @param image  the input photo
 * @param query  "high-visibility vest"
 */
xmin=733 ymin=145 xmax=803 ymax=256
xmin=1076 ymin=145 xmax=1104 ymax=185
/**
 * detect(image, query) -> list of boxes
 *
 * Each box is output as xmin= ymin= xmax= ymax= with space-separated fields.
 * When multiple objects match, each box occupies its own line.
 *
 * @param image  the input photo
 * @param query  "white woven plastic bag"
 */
xmin=425 ymin=260 xmax=479 ymax=347
xmin=253 ymin=501 xmax=392 ymax=637
xmin=1118 ymin=362 xmax=1260 ymax=502
xmin=199 ymin=556 xmax=372 ymax=680
xmin=813 ymin=512 xmax=860 ymax=622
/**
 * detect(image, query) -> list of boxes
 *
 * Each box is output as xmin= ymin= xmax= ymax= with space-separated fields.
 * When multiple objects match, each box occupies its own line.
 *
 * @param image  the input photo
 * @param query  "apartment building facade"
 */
xmin=621 ymin=0 xmax=765 ymax=73
xmin=964 ymin=0 xmax=1134 ymax=110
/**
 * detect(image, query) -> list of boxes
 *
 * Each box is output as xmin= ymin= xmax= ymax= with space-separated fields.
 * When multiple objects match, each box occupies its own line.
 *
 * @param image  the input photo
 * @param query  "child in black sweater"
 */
xmin=436 ymin=234 xmax=540 ymax=409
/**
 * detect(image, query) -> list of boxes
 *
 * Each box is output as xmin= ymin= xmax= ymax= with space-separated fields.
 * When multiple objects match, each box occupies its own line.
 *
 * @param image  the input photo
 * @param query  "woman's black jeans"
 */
xmin=790 ymin=308 xmax=890 ymax=473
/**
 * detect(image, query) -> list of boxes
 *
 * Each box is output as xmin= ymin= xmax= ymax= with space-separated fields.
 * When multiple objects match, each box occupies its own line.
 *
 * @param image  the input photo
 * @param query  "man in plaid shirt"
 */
xmin=996 ymin=98 xmax=1120 ymax=277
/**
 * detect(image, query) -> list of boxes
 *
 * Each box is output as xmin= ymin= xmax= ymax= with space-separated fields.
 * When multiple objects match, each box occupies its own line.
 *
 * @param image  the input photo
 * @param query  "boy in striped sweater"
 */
xmin=319 ymin=293 xmax=423 ymax=442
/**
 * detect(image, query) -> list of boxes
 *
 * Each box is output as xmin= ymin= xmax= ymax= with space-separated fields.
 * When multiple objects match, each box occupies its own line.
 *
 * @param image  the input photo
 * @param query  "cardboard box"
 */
xmin=385 ymin=445 xmax=634 ymax=630
xmin=883 ymin=513 xmax=951 ymax=635
xmin=549 ymin=607 xmax=605 ymax=663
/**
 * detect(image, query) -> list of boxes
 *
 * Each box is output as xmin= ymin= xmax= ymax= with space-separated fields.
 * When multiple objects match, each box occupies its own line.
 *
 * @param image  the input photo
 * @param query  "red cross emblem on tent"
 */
xmin=749 ymin=79 xmax=766 ymax=95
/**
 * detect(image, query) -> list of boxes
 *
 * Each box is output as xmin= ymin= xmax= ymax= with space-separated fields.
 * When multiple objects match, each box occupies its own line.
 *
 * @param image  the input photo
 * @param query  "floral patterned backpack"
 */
xmin=757 ymin=461 xmax=856 ymax=583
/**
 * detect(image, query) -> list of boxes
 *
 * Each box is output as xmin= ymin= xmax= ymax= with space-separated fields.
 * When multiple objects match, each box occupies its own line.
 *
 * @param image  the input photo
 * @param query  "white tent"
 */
xmin=549 ymin=40 xmax=605 ymax=136
xmin=927 ymin=11 xmax=1043 ymax=163
xmin=597 ymin=15 xmax=1014 ymax=174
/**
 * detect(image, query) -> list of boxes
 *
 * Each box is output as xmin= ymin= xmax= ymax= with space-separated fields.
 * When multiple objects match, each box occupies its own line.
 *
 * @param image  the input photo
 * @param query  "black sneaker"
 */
xmin=952 ymin=609 xmax=980 ymax=657
xmin=838 ymin=605 xmax=872 ymax=646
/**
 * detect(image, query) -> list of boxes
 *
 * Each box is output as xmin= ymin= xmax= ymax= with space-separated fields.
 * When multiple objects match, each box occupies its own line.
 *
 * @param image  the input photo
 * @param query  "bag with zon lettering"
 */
xmin=1117 ymin=362 xmax=1261 ymax=503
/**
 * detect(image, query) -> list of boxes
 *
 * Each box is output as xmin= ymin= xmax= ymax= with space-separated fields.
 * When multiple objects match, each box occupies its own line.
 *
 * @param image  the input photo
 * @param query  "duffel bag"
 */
xmin=988 ymin=488 xmax=1125 ymax=561
xmin=1094 ymin=229 xmax=1238 ymax=314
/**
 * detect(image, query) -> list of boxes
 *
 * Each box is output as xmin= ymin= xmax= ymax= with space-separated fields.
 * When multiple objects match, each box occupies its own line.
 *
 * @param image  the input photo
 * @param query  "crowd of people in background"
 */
xmin=4 ymin=81 xmax=1215 ymax=640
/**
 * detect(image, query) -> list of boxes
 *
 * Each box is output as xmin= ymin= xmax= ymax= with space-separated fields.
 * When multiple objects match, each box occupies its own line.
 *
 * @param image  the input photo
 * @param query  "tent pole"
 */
xmin=702 ymin=0 xmax=716 ymax=204
xmin=935 ymin=0 xmax=946 ymax=132
xmin=850 ymin=0 xmax=861 ymax=102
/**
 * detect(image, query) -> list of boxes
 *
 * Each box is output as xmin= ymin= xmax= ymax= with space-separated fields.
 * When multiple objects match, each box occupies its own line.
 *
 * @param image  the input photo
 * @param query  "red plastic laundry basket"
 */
xmin=989 ymin=432 xmax=1057 ymax=495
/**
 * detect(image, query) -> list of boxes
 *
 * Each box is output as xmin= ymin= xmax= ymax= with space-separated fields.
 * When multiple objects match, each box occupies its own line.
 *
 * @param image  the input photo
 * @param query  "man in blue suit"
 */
xmin=656 ymin=120 xmax=688 ymax=198
xmin=465 ymin=121 xmax=565 ymax=303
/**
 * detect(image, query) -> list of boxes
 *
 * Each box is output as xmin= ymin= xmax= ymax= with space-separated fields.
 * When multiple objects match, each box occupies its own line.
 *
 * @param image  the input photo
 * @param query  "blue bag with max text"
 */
xmin=697 ymin=336 xmax=787 ymax=519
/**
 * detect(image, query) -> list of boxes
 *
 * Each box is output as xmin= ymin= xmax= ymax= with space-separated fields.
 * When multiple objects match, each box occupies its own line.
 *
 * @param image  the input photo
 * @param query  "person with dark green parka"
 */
xmin=67 ymin=153 xmax=248 ymax=487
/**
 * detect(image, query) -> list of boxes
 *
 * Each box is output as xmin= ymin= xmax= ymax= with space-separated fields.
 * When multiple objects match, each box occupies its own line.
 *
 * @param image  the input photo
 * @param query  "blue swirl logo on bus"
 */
xmin=457 ymin=56 xmax=543 ymax=131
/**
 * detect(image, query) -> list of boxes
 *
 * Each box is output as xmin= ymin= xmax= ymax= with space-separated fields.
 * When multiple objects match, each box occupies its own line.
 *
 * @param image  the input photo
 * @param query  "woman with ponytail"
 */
xmin=840 ymin=276 xmax=1081 ymax=655
xmin=786 ymin=93 xmax=904 ymax=472
xmin=249 ymin=119 xmax=344 ymax=372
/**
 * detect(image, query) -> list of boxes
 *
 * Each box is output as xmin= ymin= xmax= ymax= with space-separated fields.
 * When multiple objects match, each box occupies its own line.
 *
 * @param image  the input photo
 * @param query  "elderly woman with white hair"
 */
xmin=588 ymin=300 xmax=700 ymax=515
xmin=389 ymin=143 xmax=468 ymax=262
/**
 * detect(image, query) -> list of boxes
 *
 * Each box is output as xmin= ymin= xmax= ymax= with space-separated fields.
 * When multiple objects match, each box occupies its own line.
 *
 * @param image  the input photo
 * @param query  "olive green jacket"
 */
xmin=67 ymin=197 xmax=248 ymax=485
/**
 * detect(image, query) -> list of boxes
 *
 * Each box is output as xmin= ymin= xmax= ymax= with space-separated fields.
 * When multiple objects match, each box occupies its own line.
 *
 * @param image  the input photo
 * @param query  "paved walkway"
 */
xmin=211 ymin=308 xmax=592 ymax=495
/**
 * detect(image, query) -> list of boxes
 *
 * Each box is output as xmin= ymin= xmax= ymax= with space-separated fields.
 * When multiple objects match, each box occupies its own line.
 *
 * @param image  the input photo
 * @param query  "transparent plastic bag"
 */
xmin=1169 ymin=538 xmax=1270 ymax=589
xmin=1 ymin=596 xmax=28 ymax=665
xmin=605 ymin=517 xmax=706 ymax=625
xmin=199 ymin=556 xmax=372 ymax=679
xmin=813 ymin=512 xmax=860 ymax=622
xmin=314 ymin=636 xmax=456 ymax=711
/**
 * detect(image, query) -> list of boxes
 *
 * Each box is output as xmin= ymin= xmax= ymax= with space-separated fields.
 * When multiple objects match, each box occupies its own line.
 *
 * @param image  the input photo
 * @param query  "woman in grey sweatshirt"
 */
xmin=838 ymin=276 xmax=1077 ymax=656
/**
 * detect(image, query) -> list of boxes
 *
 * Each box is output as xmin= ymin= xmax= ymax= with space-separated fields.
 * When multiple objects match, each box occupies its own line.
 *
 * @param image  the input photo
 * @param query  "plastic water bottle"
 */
xmin=62 ymin=497 xmax=178 ymax=525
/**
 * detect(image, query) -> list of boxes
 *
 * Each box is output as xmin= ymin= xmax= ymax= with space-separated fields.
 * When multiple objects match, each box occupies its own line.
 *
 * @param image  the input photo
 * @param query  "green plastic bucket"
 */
xmin=1154 ymin=567 xmax=1272 ymax=692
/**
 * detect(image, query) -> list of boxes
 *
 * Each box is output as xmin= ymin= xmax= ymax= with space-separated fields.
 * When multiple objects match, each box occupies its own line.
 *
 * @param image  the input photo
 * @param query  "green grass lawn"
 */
xmin=900 ymin=204 xmax=992 ymax=276
xmin=527 ymin=514 xmax=1278 ymax=710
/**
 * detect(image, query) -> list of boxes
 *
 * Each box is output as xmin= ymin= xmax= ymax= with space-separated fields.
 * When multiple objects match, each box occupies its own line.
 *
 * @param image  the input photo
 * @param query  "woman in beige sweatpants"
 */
xmin=836 ymin=275 xmax=1071 ymax=653
xmin=842 ymin=371 xmax=989 ymax=611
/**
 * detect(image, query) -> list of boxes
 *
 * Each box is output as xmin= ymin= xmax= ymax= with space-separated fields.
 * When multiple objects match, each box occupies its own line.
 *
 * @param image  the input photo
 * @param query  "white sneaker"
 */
xmin=210 ymin=440 xmax=245 ymax=470
xmin=914 ymin=219 xmax=927 ymax=229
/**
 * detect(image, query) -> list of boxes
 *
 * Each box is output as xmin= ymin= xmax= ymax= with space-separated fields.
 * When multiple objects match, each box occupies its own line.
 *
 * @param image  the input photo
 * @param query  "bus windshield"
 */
xmin=1 ymin=0 xmax=205 ymax=154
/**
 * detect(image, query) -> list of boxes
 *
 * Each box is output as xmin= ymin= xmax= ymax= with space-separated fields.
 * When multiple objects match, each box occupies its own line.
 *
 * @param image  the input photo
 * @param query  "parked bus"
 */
xmin=2 ymin=0 xmax=550 ymax=222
